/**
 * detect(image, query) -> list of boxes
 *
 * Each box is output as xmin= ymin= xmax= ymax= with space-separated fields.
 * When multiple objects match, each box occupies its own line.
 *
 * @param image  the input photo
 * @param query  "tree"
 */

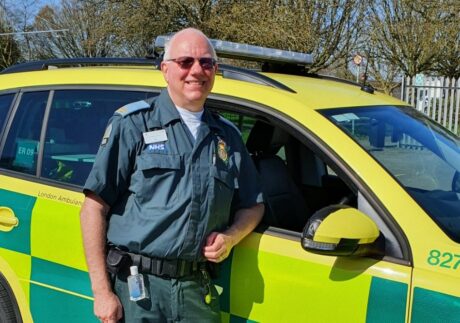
xmin=367 ymin=0 xmax=444 ymax=78
xmin=5 ymin=0 xmax=457 ymax=83
xmin=0 ymin=6 xmax=21 ymax=68
xmin=200 ymin=0 xmax=366 ymax=73
xmin=2 ymin=0 xmax=44 ymax=60
xmin=30 ymin=0 xmax=117 ymax=58
xmin=366 ymin=54 xmax=401 ymax=95
xmin=361 ymin=0 xmax=460 ymax=94
xmin=101 ymin=0 xmax=183 ymax=57
xmin=172 ymin=0 xmax=214 ymax=33
xmin=432 ymin=1 xmax=460 ymax=78
xmin=101 ymin=0 xmax=366 ymax=73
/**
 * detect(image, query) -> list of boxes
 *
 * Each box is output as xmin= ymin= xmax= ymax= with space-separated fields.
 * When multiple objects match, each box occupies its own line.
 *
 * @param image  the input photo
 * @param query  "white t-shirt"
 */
xmin=175 ymin=106 xmax=204 ymax=140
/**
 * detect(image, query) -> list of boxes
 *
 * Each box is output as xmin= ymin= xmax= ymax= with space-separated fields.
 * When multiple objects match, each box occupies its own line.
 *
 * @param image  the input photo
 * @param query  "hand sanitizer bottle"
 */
xmin=127 ymin=266 xmax=147 ymax=301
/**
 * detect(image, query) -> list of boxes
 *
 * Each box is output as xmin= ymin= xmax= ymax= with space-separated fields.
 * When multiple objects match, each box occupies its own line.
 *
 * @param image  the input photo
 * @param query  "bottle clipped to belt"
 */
xmin=127 ymin=266 xmax=148 ymax=301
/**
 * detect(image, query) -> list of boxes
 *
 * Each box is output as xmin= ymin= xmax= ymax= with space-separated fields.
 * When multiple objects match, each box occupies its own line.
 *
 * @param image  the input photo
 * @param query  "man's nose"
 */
xmin=189 ymin=59 xmax=204 ymax=74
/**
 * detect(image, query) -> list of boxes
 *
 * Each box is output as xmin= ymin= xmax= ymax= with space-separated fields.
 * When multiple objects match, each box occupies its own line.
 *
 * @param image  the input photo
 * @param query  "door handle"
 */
xmin=0 ymin=207 xmax=19 ymax=232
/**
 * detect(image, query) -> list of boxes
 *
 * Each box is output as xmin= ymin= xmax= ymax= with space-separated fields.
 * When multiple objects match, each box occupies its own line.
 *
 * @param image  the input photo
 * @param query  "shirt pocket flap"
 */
xmin=211 ymin=167 xmax=235 ymax=189
xmin=137 ymin=153 xmax=181 ymax=171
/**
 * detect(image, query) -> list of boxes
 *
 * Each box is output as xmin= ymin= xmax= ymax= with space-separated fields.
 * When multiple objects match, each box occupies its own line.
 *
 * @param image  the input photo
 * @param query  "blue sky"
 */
xmin=4 ymin=0 xmax=60 ymax=23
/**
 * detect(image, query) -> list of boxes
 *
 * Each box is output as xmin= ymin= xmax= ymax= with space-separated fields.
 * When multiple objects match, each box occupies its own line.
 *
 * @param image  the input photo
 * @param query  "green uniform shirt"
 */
xmin=84 ymin=90 xmax=263 ymax=261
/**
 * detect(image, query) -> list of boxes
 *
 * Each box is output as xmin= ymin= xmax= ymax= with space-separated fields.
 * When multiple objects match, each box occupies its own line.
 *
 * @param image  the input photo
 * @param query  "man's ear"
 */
xmin=161 ymin=61 xmax=169 ymax=83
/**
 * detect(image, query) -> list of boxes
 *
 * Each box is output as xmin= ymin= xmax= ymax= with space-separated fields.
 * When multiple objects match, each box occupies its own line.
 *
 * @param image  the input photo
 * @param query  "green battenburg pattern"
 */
xmin=229 ymin=314 xmax=258 ymax=323
xmin=213 ymin=250 xmax=258 ymax=323
xmin=412 ymin=287 xmax=460 ymax=322
xmin=30 ymin=257 xmax=96 ymax=322
xmin=0 ymin=189 xmax=34 ymax=254
xmin=31 ymin=257 xmax=92 ymax=297
xmin=213 ymin=250 xmax=233 ymax=313
xmin=366 ymin=277 xmax=407 ymax=323
xmin=2 ymin=188 xmax=458 ymax=323
xmin=30 ymin=284 xmax=97 ymax=323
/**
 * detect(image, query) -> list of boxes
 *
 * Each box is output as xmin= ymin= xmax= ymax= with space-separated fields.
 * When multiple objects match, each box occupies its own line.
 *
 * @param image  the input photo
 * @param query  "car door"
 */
xmin=318 ymin=106 xmax=460 ymax=323
xmin=0 ymin=88 xmax=158 ymax=322
xmin=324 ymin=106 xmax=460 ymax=322
xmin=0 ymin=91 xmax=49 ymax=323
xmin=212 ymin=104 xmax=413 ymax=323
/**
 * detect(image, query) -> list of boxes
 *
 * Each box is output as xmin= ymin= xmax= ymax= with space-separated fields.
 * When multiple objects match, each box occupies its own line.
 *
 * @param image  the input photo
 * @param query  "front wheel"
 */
xmin=0 ymin=280 xmax=21 ymax=323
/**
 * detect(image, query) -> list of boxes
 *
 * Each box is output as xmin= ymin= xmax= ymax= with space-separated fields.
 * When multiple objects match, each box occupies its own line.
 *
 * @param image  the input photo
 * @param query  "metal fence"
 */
xmin=401 ymin=76 xmax=460 ymax=134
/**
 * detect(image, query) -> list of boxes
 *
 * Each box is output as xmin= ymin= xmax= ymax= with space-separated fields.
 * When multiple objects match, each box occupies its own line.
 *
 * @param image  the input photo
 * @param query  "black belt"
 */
xmin=106 ymin=247 xmax=203 ymax=279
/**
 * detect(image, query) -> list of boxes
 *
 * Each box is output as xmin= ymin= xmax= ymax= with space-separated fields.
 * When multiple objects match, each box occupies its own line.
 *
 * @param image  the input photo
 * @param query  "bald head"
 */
xmin=163 ymin=28 xmax=217 ymax=61
xmin=160 ymin=28 xmax=218 ymax=111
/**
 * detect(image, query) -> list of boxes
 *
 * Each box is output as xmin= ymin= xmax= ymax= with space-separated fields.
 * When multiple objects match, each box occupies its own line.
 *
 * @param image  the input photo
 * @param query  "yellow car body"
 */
xmin=0 ymin=58 xmax=458 ymax=323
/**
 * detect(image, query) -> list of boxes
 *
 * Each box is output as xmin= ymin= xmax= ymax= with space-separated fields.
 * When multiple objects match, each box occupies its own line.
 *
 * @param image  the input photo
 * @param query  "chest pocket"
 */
xmin=211 ymin=167 xmax=235 ymax=190
xmin=134 ymin=153 xmax=182 ymax=209
xmin=210 ymin=165 xmax=235 ymax=228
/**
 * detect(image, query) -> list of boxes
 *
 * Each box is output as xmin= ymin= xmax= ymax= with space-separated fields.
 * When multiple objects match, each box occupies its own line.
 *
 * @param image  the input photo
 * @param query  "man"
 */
xmin=80 ymin=28 xmax=264 ymax=323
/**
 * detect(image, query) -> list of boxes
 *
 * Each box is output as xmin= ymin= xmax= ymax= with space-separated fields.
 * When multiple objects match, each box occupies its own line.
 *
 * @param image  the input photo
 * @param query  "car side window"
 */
xmin=0 ymin=93 xmax=15 ymax=134
xmin=215 ymin=107 xmax=354 ymax=231
xmin=0 ymin=91 xmax=48 ymax=175
xmin=209 ymin=105 xmax=405 ymax=258
xmin=41 ymin=90 xmax=158 ymax=186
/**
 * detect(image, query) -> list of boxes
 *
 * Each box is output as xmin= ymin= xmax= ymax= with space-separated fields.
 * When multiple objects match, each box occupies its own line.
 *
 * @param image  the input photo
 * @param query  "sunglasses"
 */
xmin=166 ymin=56 xmax=217 ymax=70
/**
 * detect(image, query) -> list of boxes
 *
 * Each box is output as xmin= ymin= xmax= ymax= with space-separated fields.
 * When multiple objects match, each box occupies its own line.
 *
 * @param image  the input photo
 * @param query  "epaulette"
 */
xmin=114 ymin=98 xmax=153 ymax=117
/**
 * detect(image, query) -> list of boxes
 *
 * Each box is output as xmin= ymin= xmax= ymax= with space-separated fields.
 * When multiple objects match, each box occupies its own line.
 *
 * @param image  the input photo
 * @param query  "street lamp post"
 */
xmin=353 ymin=54 xmax=363 ymax=83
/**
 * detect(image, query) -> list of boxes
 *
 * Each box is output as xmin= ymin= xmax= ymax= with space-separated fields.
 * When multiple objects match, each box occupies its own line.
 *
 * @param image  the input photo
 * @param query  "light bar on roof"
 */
xmin=211 ymin=39 xmax=313 ymax=65
xmin=154 ymin=35 xmax=313 ymax=66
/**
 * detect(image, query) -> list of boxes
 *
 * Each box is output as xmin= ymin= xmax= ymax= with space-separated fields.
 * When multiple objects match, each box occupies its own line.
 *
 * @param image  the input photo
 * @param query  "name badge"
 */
xmin=143 ymin=129 xmax=167 ymax=144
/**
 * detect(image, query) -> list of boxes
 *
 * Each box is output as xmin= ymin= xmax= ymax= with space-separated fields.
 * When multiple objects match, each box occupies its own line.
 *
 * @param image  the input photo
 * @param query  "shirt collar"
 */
xmin=202 ymin=108 xmax=226 ymax=137
xmin=175 ymin=105 xmax=204 ymax=121
xmin=147 ymin=89 xmax=226 ymax=137
xmin=147 ymin=89 xmax=181 ymax=129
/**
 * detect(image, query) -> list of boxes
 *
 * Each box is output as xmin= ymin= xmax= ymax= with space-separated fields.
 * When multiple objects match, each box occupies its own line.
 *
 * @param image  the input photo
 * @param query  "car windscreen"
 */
xmin=320 ymin=105 xmax=460 ymax=243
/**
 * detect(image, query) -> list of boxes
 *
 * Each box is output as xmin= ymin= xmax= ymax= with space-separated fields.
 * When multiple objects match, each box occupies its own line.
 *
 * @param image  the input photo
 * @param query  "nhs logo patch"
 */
xmin=147 ymin=143 xmax=167 ymax=153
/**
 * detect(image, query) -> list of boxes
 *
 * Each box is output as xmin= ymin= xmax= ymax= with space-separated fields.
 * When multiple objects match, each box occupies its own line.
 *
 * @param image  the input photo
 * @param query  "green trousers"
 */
xmin=114 ymin=270 xmax=221 ymax=323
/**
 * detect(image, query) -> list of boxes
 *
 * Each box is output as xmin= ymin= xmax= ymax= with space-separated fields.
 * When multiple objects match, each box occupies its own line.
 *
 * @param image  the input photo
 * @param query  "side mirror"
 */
xmin=301 ymin=205 xmax=381 ymax=257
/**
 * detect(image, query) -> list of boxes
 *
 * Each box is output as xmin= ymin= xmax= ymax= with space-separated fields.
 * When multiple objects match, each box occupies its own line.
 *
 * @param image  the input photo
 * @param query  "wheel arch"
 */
xmin=0 ymin=256 xmax=32 ymax=323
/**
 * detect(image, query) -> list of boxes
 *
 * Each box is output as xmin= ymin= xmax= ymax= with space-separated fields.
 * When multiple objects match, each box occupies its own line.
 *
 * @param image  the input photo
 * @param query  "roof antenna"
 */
xmin=360 ymin=51 xmax=374 ymax=94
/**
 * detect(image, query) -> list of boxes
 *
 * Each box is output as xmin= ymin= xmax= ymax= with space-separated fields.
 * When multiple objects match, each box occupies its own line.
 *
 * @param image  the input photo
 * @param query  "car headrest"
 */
xmin=246 ymin=121 xmax=289 ymax=156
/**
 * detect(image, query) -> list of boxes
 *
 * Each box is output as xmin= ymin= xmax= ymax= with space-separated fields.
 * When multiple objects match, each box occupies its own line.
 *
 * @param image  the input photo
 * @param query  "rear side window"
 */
xmin=0 ymin=92 xmax=48 ymax=174
xmin=41 ymin=90 xmax=157 ymax=186
xmin=0 ymin=93 xmax=15 ymax=133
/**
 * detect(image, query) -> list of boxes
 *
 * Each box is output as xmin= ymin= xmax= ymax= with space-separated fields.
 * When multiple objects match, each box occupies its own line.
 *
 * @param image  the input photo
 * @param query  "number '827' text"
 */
xmin=427 ymin=250 xmax=460 ymax=270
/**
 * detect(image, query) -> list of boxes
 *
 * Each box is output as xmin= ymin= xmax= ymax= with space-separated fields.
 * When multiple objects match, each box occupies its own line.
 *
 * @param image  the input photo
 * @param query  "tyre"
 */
xmin=0 ymin=279 xmax=20 ymax=323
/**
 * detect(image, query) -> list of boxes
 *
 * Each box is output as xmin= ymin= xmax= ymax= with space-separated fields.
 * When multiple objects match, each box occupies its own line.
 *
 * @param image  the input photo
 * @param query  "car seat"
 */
xmin=246 ymin=121 xmax=311 ymax=231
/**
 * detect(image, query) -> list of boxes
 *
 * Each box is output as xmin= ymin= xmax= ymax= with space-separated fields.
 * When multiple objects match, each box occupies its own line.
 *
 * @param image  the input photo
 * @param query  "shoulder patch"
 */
xmin=101 ymin=123 xmax=112 ymax=146
xmin=115 ymin=100 xmax=151 ymax=117
xmin=218 ymin=115 xmax=242 ymax=136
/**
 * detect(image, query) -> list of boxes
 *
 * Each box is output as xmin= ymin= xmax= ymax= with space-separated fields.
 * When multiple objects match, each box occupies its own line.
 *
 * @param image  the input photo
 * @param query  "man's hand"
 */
xmin=94 ymin=290 xmax=123 ymax=323
xmin=203 ymin=203 xmax=264 ymax=263
xmin=203 ymin=231 xmax=234 ymax=263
